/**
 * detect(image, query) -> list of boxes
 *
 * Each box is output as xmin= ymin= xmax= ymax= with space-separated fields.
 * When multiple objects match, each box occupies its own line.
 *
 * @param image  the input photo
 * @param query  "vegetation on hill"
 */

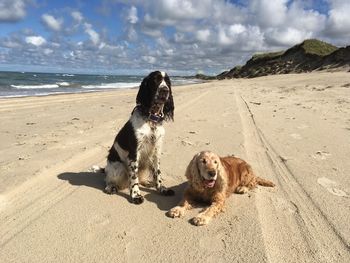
xmin=215 ymin=39 xmax=349 ymax=79
xmin=250 ymin=51 xmax=284 ymax=62
xmin=298 ymin=39 xmax=338 ymax=56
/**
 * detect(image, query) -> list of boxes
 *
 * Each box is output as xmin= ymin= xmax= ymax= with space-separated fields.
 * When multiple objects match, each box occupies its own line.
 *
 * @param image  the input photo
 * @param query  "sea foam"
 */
xmin=11 ymin=84 xmax=60 ymax=89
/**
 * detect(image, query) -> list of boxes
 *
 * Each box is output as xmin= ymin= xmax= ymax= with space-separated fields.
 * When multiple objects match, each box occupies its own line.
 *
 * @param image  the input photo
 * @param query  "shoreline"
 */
xmin=0 ymin=80 xmax=209 ymax=100
xmin=0 ymin=87 xmax=136 ymax=100
xmin=0 ymin=80 xmax=206 ymax=100
xmin=0 ymin=71 xmax=205 ymax=99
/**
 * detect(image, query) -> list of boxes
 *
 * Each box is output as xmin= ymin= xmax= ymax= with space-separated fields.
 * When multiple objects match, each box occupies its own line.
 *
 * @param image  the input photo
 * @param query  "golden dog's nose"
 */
xmin=208 ymin=170 xmax=216 ymax=177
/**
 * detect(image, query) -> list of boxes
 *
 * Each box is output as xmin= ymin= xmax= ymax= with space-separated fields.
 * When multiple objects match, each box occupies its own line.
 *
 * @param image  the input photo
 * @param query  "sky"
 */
xmin=0 ymin=0 xmax=349 ymax=75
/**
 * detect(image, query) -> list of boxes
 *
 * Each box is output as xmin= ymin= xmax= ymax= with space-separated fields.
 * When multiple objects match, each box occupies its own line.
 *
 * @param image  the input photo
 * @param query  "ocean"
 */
xmin=0 ymin=71 xmax=202 ymax=98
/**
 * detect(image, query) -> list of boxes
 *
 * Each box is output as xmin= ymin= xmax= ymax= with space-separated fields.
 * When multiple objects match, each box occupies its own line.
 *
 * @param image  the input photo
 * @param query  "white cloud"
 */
xmin=0 ymin=36 xmax=22 ymax=48
xmin=51 ymin=42 xmax=60 ymax=48
xmin=265 ymin=27 xmax=312 ymax=46
xmin=164 ymin=49 xmax=174 ymax=56
xmin=173 ymin=32 xmax=185 ymax=43
xmin=124 ymin=6 xmax=138 ymax=41
xmin=286 ymin=2 xmax=326 ymax=32
xmin=152 ymin=0 xmax=212 ymax=20
xmin=43 ymin=48 xmax=53 ymax=55
xmin=84 ymin=23 xmax=100 ymax=45
xmin=218 ymin=27 xmax=232 ymax=46
xmin=0 ymin=0 xmax=27 ymax=22
xmin=196 ymin=29 xmax=211 ymax=42
xmin=42 ymin=14 xmax=63 ymax=31
xmin=143 ymin=13 xmax=170 ymax=28
xmin=25 ymin=36 xmax=47 ymax=46
xmin=141 ymin=15 xmax=163 ymax=37
xmin=71 ymin=11 xmax=83 ymax=23
xmin=127 ymin=6 xmax=138 ymax=24
xmin=142 ymin=55 xmax=156 ymax=64
xmin=211 ymin=1 xmax=247 ymax=24
xmin=250 ymin=0 xmax=288 ymax=28
xmin=127 ymin=27 xmax=138 ymax=41
xmin=229 ymin=24 xmax=246 ymax=35
xmin=326 ymin=0 xmax=350 ymax=36
xmin=98 ymin=42 xmax=106 ymax=49
xmin=247 ymin=0 xmax=327 ymax=47
xmin=217 ymin=24 xmax=264 ymax=51
xmin=141 ymin=0 xmax=213 ymax=33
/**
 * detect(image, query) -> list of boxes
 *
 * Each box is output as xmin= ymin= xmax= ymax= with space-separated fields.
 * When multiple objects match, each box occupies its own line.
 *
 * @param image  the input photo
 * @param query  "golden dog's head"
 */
xmin=186 ymin=151 xmax=223 ymax=189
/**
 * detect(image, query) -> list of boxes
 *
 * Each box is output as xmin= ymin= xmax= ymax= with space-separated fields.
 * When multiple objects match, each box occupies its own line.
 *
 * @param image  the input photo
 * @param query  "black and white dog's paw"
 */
xmin=131 ymin=195 xmax=144 ymax=204
xmin=104 ymin=185 xmax=117 ymax=194
xmin=159 ymin=187 xmax=175 ymax=196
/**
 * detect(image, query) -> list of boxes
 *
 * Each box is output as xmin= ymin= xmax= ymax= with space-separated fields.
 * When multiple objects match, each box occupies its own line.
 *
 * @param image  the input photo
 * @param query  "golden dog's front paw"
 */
xmin=167 ymin=206 xmax=185 ymax=218
xmin=192 ymin=214 xmax=211 ymax=226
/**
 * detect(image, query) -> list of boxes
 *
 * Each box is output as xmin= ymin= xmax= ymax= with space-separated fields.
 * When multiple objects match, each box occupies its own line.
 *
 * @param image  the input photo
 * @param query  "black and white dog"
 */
xmin=104 ymin=71 xmax=175 ymax=204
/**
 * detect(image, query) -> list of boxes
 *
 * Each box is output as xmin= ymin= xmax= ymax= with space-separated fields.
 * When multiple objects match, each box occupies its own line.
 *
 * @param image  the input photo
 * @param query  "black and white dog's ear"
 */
xmin=163 ymin=87 xmax=174 ymax=121
xmin=136 ymin=76 xmax=152 ymax=109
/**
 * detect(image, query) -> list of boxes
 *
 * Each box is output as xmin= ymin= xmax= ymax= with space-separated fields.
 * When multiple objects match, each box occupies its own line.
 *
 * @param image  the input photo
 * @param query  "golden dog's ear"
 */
xmin=185 ymin=153 xmax=201 ymax=182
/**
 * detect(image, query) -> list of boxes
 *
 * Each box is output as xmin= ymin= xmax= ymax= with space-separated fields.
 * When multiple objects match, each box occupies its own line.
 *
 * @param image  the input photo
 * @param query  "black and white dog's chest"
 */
xmin=135 ymin=120 xmax=165 ymax=156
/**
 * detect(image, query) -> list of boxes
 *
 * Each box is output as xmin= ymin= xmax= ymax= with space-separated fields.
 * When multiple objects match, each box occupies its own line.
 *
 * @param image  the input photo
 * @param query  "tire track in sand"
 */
xmin=235 ymin=92 xmax=350 ymax=263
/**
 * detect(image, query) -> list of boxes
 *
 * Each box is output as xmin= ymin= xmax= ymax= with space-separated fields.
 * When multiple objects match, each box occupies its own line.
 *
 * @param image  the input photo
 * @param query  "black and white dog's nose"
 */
xmin=159 ymin=86 xmax=169 ymax=97
xmin=160 ymin=85 xmax=169 ymax=91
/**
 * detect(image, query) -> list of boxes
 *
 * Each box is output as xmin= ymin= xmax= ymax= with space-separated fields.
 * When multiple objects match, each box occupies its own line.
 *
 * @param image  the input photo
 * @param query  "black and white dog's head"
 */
xmin=136 ymin=71 xmax=174 ymax=121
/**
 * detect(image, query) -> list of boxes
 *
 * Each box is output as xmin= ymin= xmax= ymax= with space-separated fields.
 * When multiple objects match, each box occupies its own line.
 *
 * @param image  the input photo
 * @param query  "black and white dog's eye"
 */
xmin=156 ymin=75 xmax=163 ymax=82
xmin=202 ymin=159 xmax=207 ymax=164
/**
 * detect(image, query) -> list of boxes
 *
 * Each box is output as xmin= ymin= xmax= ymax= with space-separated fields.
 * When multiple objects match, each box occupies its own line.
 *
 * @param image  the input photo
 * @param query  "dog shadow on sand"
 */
xmin=57 ymin=171 xmax=186 ymax=211
xmin=142 ymin=182 xmax=187 ymax=211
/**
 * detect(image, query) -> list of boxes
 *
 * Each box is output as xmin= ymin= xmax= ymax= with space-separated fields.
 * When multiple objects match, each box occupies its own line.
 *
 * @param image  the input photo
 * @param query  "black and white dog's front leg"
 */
xmin=152 ymin=151 xmax=174 ymax=196
xmin=128 ymin=158 xmax=144 ymax=204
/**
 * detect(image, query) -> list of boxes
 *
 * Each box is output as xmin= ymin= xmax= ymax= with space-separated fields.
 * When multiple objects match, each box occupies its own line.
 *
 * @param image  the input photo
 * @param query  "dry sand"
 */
xmin=0 ymin=72 xmax=349 ymax=262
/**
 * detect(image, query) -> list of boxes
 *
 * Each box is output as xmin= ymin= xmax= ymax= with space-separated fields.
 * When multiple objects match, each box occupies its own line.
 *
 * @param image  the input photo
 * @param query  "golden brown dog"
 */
xmin=167 ymin=151 xmax=275 ymax=226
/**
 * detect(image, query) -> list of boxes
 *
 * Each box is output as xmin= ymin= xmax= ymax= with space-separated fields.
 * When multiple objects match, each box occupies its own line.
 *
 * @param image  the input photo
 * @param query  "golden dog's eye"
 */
xmin=214 ymin=160 xmax=218 ymax=164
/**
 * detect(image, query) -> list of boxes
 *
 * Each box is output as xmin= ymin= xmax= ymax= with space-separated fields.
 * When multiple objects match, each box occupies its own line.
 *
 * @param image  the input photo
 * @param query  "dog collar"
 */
xmin=148 ymin=113 xmax=164 ymax=123
xmin=132 ymin=105 xmax=164 ymax=124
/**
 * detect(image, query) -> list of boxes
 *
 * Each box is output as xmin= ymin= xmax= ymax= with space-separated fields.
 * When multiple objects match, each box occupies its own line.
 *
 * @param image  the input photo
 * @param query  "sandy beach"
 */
xmin=0 ymin=72 xmax=349 ymax=262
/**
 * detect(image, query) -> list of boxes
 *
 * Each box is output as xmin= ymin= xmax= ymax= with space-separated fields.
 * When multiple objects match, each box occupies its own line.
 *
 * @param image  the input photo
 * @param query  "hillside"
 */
xmin=217 ymin=39 xmax=349 ymax=79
